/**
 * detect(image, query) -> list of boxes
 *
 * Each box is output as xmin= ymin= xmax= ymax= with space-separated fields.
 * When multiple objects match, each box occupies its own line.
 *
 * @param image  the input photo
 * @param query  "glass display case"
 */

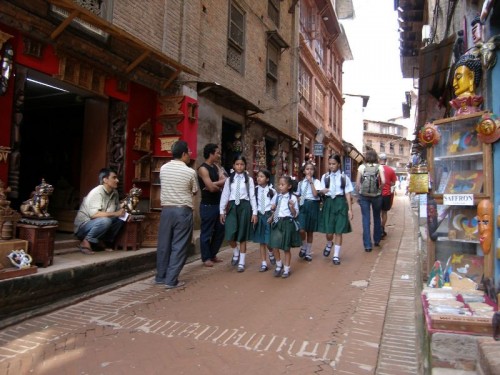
xmin=426 ymin=112 xmax=493 ymax=278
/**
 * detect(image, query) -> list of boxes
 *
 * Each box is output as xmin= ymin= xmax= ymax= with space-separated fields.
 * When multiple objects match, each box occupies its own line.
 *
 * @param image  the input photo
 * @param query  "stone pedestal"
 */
xmin=17 ymin=220 xmax=58 ymax=267
xmin=114 ymin=214 xmax=144 ymax=250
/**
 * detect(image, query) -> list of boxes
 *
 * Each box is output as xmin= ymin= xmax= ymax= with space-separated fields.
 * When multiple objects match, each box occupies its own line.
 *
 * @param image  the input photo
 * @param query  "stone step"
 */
xmin=432 ymin=368 xmax=477 ymax=375
xmin=476 ymin=338 xmax=500 ymax=375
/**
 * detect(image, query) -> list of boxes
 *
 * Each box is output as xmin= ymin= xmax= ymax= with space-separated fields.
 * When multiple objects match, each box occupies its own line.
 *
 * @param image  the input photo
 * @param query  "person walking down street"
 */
xmin=269 ymin=176 xmax=301 ymax=278
xmin=155 ymin=141 xmax=198 ymax=289
xmin=74 ymin=168 xmax=126 ymax=255
xmin=197 ymin=143 xmax=227 ymax=267
xmin=356 ymin=149 xmax=386 ymax=252
xmin=318 ymin=154 xmax=354 ymax=265
xmin=219 ymin=156 xmax=257 ymax=273
xmin=253 ymin=169 xmax=277 ymax=272
xmin=296 ymin=162 xmax=321 ymax=262
xmin=379 ymin=153 xmax=397 ymax=239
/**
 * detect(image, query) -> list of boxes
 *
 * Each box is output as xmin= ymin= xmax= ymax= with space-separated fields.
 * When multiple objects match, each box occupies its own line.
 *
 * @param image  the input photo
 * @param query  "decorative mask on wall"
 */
xmin=476 ymin=113 xmax=500 ymax=144
xmin=418 ymin=122 xmax=441 ymax=147
xmin=477 ymin=199 xmax=493 ymax=254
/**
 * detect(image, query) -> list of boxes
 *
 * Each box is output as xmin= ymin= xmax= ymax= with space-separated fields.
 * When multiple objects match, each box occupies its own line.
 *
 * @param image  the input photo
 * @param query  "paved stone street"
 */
xmin=0 ymin=195 xmax=422 ymax=374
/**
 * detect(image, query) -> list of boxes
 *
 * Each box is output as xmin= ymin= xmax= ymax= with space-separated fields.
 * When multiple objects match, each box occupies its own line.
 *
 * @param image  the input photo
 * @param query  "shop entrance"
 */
xmin=13 ymin=69 xmax=107 ymax=231
xmin=221 ymin=118 xmax=242 ymax=174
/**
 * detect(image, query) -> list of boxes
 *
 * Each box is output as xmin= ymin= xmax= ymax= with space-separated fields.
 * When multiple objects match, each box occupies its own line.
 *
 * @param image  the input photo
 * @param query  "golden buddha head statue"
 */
xmin=452 ymin=54 xmax=482 ymax=98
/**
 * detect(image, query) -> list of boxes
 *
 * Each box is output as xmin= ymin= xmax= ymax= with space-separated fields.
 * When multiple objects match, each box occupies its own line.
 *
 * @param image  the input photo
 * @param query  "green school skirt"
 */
xmin=298 ymin=199 xmax=320 ymax=232
xmin=224 ymin=200 xmax=253 ymax=242
xmin=318 ymin=196 xmax=352 ymax=234
xmin=252 ymin=211 xmax=272 ymax=244
xmin=269 ymin=217 xmax=302 ymax=251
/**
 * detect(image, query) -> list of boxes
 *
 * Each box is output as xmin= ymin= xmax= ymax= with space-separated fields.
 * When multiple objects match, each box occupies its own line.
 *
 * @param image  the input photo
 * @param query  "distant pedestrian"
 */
xmin=155 ymin=141 xmax=198 ymax=289
xmin=253 ymin=169 xmax=277 ymax=272
xmin=356 ymin=149 xmax=386 ymax=252
xmin=219 ymin=156 xmax=257 ymax=273
xmin=269 ymin=175 xmax=301 ymax=278
xmin=318 ymin=154 xmax=354 ymax=265
xmin=296 ymin=162 xmax=321 ymax=262
xmin=197 ymin=143 xmax=227 ymax=267
xmin=379 ymin=153 xmax=397 ymax=239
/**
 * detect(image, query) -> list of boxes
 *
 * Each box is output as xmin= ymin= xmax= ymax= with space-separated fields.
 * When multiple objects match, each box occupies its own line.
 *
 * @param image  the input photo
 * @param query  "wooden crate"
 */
xmin=429 ymin=314 xmax=493 ymax=336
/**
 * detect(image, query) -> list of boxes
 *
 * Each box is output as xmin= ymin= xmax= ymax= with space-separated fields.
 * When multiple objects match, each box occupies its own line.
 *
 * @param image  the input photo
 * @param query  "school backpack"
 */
xmin=359 ymin=164 xmax=380 ymax=197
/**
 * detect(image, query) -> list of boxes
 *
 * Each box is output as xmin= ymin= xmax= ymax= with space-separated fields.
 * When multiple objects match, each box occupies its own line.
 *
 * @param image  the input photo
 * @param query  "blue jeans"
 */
xmin=75 ymin=217 xmax=124 ymax=245
xmin=199 ymin=204 xmax=225 ymax=262
xmin=358 ymin=195 xmax=382 ymax=249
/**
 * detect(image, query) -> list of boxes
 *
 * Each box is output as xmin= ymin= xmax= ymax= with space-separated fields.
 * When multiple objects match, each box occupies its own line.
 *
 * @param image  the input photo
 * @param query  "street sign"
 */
xmin=313 ymin=143 xmax=324 ymax=156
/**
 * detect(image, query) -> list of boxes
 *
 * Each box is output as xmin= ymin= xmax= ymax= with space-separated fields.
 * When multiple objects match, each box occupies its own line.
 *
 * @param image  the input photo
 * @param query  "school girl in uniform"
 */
xmin=269 ymin=175 xmax=301 ymax=278
xmin=296 ymin=162 xmax=321 ymax=261
xmin=253 ymin=169 xmax=277 ymax=272
xmin=219 ymin=156 xmax=257 ymax=272
xmin=318 ymin=154 xmax=354 ymax=265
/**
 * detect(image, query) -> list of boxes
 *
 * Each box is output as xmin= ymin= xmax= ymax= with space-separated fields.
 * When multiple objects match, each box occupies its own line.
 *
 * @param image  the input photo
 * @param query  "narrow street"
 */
xmin=0 ymin=194 xmax=422 ymax=375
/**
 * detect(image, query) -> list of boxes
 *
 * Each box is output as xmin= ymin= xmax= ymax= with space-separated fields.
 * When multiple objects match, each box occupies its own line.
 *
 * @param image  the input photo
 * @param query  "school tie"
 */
xmin=300 ymin=181 xmax=308 ymax=206
xmin=235 ymin=175 xmax=241 ymax=205
xmin=260 ymin=188 xmax=266 ymax=214
xmin=273 ymin=195 xmax=282 ymax=223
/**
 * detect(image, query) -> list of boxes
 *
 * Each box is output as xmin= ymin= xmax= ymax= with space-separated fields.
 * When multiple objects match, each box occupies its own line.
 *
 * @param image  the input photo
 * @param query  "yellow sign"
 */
xmin=159 ymin=137 xmax=179 ymax=152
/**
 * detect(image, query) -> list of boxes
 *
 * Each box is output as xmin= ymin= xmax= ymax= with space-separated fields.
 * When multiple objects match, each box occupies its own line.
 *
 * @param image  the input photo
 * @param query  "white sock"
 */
xmin=262 ymin=260 xmax=267 ymax=266
xmin=302 ymin=240 xmax=307 ymax=249
xmin=327 ymin=240 xmax=333 ymax=248
xmin=268 ymin=251 xmax=274 ymax=257
xmin=284 ymin=265 xmax=291 ymax=273
xmin=276 ymin=260 xmax=283 ymax=268
xmin=239 ymin=253 xmax=246 ymax=265
xmin=306 ymin=243 xmax=313 ymax=255
xmin=232 ymin=247 xmax=239 ymax=257
xmin=334 ymin=245 xmax=341 ymax=257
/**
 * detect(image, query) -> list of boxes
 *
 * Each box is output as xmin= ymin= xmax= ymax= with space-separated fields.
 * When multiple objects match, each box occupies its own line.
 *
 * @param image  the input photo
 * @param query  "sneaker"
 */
xmin=231 ymin=254 xmax=240 ymax=266
xmin=299 ymin=248 xmax=307 ymax=258
xmin=323 ymin=245 xmax=332 ymax=257
xmin=332 ymin=256 xmax=341 ymax=265
xmin=381 ymin=231 xmax=387 ymax=239
xmin=268 ymin=253 xmax=276 ymax=265
xmin=304 ymin=254 xmax=312 ymax=262
xmin=273 ymin=266 xmax=283 ymax=277
xmin=365 ymin=248 xmax=372 ymax=252
xmin=259 ymin=264 xmax=268 ymax=272
xmin=281 ymin=270 xmax=291 ymax=278
xmin=237 ymin=264 xmax=245 ymax=272
xmin=165 ymin=281 xmax=186 ymax=290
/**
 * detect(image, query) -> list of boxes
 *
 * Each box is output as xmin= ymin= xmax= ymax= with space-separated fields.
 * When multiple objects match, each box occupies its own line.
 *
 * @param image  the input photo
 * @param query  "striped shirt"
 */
xmin=160 ymin=160 xmax=198 ymax=208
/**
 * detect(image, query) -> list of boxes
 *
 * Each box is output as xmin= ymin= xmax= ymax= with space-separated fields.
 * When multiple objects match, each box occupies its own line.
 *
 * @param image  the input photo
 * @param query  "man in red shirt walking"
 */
xmin=379 ymin=153 xmax=397 ymax=238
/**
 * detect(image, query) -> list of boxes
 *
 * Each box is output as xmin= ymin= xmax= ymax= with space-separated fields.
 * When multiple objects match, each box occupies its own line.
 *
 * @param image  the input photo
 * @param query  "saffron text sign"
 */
xmin=443 ymin=194 xmax=474 ymax=206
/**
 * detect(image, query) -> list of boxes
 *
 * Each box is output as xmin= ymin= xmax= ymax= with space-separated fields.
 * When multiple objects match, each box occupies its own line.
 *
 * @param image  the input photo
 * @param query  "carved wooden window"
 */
xmin=298 ymin=64 xmax=311 ymax=102
xmin=268 ymin=0 xmax=280 ymax=27
xmin=227 ymin=2 xmax=245 ymax=73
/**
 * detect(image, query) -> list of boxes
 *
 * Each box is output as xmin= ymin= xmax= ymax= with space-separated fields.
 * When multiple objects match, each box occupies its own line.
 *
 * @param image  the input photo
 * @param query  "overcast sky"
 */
xmin=341 ymin=0 xmax=414 ymax=123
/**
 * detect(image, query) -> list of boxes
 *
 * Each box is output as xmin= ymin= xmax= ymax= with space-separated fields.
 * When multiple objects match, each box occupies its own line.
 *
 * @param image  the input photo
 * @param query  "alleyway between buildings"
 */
xmin=0 ymin=194 xmax=423 ymax=374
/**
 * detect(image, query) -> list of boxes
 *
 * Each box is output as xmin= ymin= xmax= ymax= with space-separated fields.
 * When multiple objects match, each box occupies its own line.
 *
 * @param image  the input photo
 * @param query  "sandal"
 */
xmin=79 ymin=245 xmax=95 ymax=255
xmin=332 ymin=256 xmax=341 ymax=265
xmin=268 ymin=252 xmax=276 ymax=265
xmin=273 ymin=267 xmax=283 ymax=277
xmin=323 ymin=245 xmax=332 ymax=257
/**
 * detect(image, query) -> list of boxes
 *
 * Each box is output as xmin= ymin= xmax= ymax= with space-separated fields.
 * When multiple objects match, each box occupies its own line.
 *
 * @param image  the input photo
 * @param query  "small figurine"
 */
xmin=428 ymin=260 xmax=444 ymax=288
xmin=7 ymin=249 xmax=32 ymax=269
xmin=120 ymin=185 xmax=143 ymax=213
xmin=20 ymin=179 xmax=54 ymax=218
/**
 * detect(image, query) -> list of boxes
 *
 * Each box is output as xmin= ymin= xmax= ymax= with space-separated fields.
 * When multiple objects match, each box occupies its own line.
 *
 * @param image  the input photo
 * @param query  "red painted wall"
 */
xmin=125 ymin=83 xmax=156 ymax=194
